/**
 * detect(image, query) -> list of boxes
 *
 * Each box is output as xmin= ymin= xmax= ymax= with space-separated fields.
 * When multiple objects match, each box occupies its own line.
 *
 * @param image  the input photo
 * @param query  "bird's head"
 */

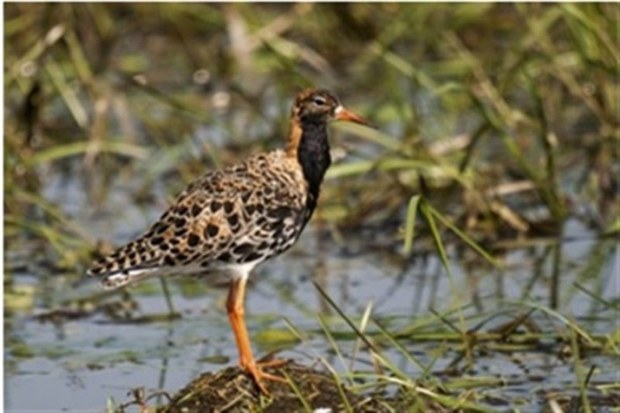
xmin=292 ymin=88 xmax=371 ymax=127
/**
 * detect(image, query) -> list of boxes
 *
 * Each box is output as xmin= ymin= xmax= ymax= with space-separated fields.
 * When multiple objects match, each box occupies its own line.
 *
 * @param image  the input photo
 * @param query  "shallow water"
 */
xmin=5 ymin=171 xmax=618 ymax=412
xmin=5 ymin=75 xmax=618 ymax=412
xmin=5 ymin=120 xmax=619 ymax=409
xmin=5 ymin=3 xmax=619 ymax=412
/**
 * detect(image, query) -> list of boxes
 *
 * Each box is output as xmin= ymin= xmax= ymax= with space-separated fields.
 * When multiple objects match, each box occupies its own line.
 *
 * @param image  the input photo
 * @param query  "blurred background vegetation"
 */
xmin=4 ymin=3 xmax=619 ymax=410
xmin=5 ymin=3 xmax=619 ymax=264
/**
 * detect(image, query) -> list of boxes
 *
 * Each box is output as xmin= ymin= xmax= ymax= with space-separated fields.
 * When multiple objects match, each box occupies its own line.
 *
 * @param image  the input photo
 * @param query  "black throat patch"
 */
xmin=297 ymin=117 xmax=332 ymax=216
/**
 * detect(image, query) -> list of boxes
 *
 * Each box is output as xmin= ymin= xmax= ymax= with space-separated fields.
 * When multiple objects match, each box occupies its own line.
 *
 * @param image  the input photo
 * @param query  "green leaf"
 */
xmin=403 ymin=195 xmax=421 ymax=254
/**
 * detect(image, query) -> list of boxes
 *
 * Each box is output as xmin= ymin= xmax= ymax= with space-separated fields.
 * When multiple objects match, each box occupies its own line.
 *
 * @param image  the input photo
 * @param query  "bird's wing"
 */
xmin=87 ymin=152 xmax=308 ymax=288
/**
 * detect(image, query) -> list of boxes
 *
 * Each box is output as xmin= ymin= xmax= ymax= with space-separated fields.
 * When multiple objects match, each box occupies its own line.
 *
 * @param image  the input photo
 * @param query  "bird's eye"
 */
xmin=313 ymin=96 xmax=326 ymax=106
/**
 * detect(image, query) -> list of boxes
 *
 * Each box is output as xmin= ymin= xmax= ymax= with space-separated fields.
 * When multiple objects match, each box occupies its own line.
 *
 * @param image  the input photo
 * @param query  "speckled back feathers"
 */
xmin=87 ymin=88 xmax=366 ymax=289
xmin=88 ymin=150 xmax=309 ymax=288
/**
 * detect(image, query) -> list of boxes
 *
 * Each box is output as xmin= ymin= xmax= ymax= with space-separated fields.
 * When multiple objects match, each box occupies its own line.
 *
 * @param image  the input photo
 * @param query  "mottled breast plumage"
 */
xmin=88 ymin=150 xmax=309 ymax=288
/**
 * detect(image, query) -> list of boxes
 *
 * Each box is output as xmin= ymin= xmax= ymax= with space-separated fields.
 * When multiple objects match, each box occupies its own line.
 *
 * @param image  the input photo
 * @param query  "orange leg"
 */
xmin=226 ymin=277 xmax=285 ymax=394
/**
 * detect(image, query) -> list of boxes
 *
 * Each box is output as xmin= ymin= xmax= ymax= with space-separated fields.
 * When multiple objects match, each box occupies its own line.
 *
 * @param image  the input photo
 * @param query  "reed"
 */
xmin=5 ymin=3 xmax=618 ymax=411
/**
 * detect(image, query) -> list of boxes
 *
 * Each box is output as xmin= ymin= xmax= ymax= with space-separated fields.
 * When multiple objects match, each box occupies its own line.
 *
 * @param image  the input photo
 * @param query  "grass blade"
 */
xmin=403 ymin=195 xmax=421 ymax=255
xmin=424 ymin=202 xmax=501 ymax=268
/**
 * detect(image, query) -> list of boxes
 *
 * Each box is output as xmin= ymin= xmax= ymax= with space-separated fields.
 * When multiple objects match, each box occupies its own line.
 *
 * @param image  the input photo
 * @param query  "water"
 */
xmin=5 ymin=130 xmax=618 ymax=412
xmin=5 ymin=187 xmax=618 ymax=412
xmin=6 ymin=3 xmax=618 ymax=411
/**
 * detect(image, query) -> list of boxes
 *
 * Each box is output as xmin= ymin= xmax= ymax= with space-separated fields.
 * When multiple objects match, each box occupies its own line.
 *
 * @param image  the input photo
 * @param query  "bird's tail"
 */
xmin=87 ymin=236 xmax=163 ymax=289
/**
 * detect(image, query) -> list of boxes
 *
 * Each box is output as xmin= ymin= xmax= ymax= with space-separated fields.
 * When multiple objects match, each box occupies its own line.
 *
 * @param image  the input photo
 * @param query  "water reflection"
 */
xmin=6 ymin=213 xmax=617 ymax=411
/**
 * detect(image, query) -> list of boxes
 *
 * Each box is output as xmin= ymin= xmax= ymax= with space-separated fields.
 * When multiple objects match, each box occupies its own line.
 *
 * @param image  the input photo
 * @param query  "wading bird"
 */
xmin=88 ymin=88 xmax=371 ymax=393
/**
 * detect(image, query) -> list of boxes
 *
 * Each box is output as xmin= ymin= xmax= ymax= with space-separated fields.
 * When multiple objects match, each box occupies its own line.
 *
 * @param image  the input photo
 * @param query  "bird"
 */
xmin=87 ymin=88 xmax=371 ymax=393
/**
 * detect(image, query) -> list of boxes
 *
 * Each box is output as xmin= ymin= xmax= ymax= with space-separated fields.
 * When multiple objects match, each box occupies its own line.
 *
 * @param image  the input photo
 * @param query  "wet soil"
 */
xmin=156 ymin=361 xmax=411 ymax=413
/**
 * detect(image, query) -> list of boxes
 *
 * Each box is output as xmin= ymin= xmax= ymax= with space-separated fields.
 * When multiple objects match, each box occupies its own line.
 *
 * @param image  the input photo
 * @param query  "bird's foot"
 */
xmin=242 ymin=359 xmax=288 ymax=395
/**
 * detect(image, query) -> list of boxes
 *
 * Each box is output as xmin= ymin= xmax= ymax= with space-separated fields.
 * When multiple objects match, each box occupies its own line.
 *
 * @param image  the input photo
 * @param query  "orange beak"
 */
xmin=334 ymin=106 xmax=373 ymax=127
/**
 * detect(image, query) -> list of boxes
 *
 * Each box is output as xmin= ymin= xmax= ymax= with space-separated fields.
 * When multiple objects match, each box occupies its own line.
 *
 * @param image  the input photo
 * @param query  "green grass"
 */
xmin=4 ymin=3 xmax=619 ymax=411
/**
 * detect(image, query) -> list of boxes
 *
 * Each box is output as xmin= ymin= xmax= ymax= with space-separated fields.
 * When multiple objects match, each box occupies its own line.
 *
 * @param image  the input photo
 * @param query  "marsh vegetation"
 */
xmin=4 ymin=3 xmax=619 ymax=412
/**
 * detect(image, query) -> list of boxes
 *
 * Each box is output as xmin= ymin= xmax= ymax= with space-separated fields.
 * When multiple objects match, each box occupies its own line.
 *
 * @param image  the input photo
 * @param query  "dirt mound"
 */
xmin=159 ymin=361 xmax=395 ymax=413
